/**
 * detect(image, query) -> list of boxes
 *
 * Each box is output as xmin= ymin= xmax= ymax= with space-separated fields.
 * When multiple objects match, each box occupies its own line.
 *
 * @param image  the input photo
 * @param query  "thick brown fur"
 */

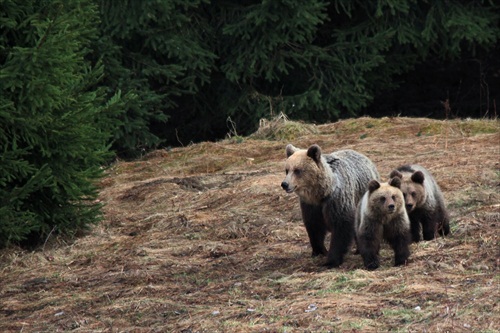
xmin=390 ymin=165 xmax=450 ymax=242
xmin=355 ymin=177 xmax=411 ymax=270
xmin=281 ymin=144 xmax=380 ymax=268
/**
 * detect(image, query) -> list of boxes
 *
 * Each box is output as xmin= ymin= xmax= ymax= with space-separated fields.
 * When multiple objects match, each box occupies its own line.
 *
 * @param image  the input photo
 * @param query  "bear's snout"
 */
xmin=388 ymin=204 xmax=395 ymax=212
xmin=281 ymin=181 xmax=294 ymax=193
xmin=406 ymin=203 xmax=414 ymax=211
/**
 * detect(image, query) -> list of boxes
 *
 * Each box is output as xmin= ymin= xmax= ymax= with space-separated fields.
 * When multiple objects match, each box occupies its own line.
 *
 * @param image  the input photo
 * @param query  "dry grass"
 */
xmin=250 ymin=112 xmax=319 ymax=141
xmin=0 ymin=117 xmax=499 ymax=333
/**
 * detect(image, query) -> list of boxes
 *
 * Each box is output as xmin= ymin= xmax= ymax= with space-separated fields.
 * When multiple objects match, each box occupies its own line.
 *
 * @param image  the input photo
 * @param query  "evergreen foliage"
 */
xmin=214 ymin=0 xmax=499 ymax=129
xmin=111 ymin=0 xmax=496 ymax=145
xmin=0 ymin=0 xmax=121 ymax=247
xmin=92 ymin=0 xmax=499 ymax=147
xmin=96 ymin=0 xmax=216 ymax=156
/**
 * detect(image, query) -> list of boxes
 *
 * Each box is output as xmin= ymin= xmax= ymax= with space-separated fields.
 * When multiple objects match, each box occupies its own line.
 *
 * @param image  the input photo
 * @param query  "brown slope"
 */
xmin=0 ymin=117 xmax=498 ymax=332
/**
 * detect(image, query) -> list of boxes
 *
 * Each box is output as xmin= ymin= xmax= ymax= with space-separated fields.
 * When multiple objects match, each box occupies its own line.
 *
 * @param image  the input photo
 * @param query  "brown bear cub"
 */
xmin=355 ymin=177 xmax=411 ymax=270
xmin=281 ymin=144 xmax=379 ymax=268
xmin=390 ymin=165 xmax=451 ymax=242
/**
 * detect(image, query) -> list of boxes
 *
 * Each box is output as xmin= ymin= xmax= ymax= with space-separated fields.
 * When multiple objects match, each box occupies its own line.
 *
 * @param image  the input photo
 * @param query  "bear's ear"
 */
xmin=368 ymin=179 xmax=381 ymax=193
xmin=389 ymin=177 xmax=401 ymax=188
xmin=306 ymin=144 xmax=322 ymax=163
xmin=285 ymin=144 xmax=299 ymax=158
xmin=389 ymin=170 xmax=403 ymax=179
xmin=411 ymin=171 xmax=425 ymax=184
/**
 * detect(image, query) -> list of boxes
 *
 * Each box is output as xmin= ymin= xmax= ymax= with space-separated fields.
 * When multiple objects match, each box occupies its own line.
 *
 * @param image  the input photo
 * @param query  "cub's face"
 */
xmin=399 ymin=181 xmax=426 ymax=212
xmin=390 ymin=169 xmax=426 ymax=212
xmin=368 ymin=179 xmax=404 ymax=215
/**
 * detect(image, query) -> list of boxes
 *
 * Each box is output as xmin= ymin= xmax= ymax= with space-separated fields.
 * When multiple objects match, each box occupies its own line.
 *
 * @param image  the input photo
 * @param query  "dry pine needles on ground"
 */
xmin=0 ymin=117 xmax=499 ymax=332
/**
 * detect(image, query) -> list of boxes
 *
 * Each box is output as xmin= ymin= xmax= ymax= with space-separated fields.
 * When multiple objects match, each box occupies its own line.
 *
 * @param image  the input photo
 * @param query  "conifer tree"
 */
xmin=95 ymin=0 xmax=498 ymax=145
xmin=214 ymin=0 xmax=499 ymax=127
xmin=0 ymin=0 xmax=121 ymax=247
xmin=96 ymin=0 xmax=216 ymax=156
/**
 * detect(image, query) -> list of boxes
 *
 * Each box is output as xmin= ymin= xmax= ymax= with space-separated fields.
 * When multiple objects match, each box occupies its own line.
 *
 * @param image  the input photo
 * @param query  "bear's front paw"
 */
xmin=363 ymin=259 xmax=380 ymax=270
xmin=323 ymin=258 xmax=342 ymax=268
xmin=311 ymin=249 xmax=327 ymax=257
xmin=394 ymin=258 xmax=408 ymax=267
xmin=422 ymin=232 xmax=435 ymax=241
xmin=412 ymin=235 xmax=421 ymax=243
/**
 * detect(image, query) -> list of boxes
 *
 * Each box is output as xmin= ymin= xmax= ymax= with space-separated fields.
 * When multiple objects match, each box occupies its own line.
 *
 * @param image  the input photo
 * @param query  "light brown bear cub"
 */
xmin=355 ymin=177 xmax=411 ymax=270
xmin=281 ymin=144 xmax=379 ymax=268
xmin=390 ymin=165 xmax=450 ymax=242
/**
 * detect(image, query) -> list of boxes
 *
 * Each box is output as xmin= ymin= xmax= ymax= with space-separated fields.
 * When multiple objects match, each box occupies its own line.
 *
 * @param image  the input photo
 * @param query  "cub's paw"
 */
xmin=363 ymin=259 xmax=380 ymax=270
xmin=323 ymin=258 xmax=342 ymax=268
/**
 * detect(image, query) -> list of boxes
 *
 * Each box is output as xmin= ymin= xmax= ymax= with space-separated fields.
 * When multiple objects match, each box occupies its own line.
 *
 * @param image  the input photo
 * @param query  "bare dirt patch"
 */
xmin=1 ymin=117 xmax=499 ymax=332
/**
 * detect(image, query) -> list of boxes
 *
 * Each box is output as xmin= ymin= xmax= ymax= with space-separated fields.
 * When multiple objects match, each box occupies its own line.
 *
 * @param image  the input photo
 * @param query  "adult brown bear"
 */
xmin=281 ymin=144 xmax=379 ymax=268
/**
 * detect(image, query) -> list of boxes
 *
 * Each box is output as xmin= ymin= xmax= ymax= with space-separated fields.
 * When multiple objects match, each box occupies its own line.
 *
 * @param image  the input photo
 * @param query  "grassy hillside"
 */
xmin=1 ymin=117 xmax=499 ymax=332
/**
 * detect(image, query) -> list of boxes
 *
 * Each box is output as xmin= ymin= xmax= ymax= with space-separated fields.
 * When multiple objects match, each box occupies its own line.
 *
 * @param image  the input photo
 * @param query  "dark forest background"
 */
xmin=1 ymin=0 xmax=499 ymax=247
xmin=97 ymin=0 xmax=500 ymax=154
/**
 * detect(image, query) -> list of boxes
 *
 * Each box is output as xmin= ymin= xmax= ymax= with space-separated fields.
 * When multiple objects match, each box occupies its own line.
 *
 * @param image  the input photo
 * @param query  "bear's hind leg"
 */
xmin=438 ymin=219 xmax=451 ymax=237
xmin=300 ymin=202 xmax=328 ymax=256
xmin=436 ymin=207 xmax=451 ymax=237
xmin=324 ymin=218 xmax=354 ymax=268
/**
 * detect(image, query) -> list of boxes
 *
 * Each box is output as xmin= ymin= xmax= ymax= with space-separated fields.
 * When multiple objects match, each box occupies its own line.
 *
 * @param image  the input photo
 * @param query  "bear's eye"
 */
xmin=411 ymin=191 xmax=417 ymax=197
xmin=379 ymin=197 xmax=386 ymax=203
xmin=391 ymin=195 xmax=396 ymax=201
xmin=294 ymin=169 xmax=302 ymax=176
xmin=285 ymin=168 xmax=289 ymax=175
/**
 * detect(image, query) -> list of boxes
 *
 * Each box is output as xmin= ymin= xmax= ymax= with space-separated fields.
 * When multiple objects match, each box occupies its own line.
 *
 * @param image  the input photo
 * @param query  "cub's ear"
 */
xmin=285 ymin=144 xmax=299 ymax=158
xmin=389 ymin=170 xmax=403 ymax=179
xmin=389 ymin=177 xmax=401 ymax=188
xmin=306 ymin=144 xmax=322 ymax=163
xmin=368 ymin=179 xmax=381 ymax=193
xmin=411 ymin=171 xmax=425 ymax=184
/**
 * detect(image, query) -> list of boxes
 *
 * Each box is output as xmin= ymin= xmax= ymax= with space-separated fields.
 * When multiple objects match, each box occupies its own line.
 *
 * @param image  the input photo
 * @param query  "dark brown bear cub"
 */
xmin=281 ymin=144 xmax=379 ymax=268
xmin=355 ymin=177 xmax=411 ymax=270
xmin=390 ymin=165 xmax=450 ymax=242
